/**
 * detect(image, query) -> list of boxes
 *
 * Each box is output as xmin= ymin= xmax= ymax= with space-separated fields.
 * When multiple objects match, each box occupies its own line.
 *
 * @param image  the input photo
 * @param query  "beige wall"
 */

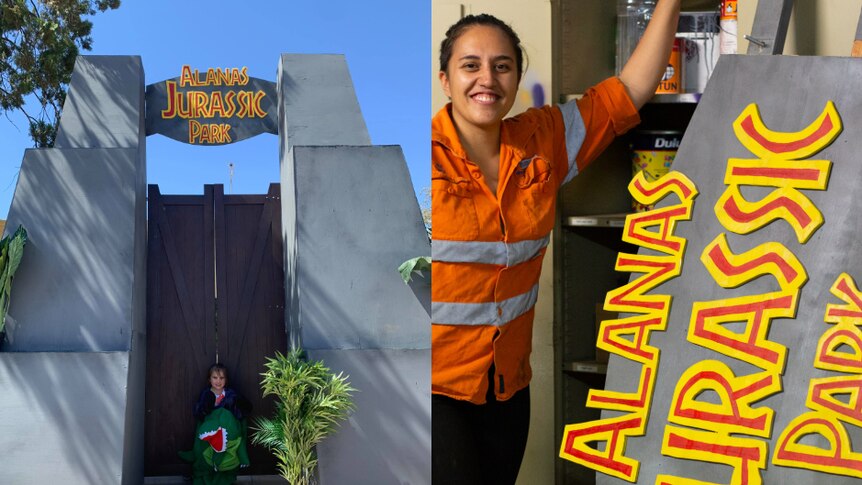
xmin=431 ymin=2 xmax=556 ymax=484
xmin=739 ymin=0 xmax=862 ymax=55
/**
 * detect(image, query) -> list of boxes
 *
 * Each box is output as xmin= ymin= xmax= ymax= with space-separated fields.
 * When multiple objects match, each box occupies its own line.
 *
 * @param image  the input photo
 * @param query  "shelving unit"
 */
xmin=563 ymin=360 xmax=608 ymax=375
xmin=552 ymin=1 xmax=710 ymax=483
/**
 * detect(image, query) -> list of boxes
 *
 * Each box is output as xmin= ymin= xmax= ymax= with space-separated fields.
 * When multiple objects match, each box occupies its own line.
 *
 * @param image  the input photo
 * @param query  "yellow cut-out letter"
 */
xmin=560 ymin=413 xmax=644 ymax=482
xmin=662 ymin=426 xmax=766 ymax=485
xmin=669 ymin=360 xmax=780 ymax=438
xmin=629 ymin=170 xmax=698 ymax=207
xmin=808 ymin=375 xmax=862 ymax=428
xmin=733 ymin=102 xmax=842 ymax=161
xmin=597 ymin=313 xmax=666 ymax=365
xmin=605 ymin=254 xmax=680 ymax=315
xmin=825 ymin=273 xmax=862 ymax=326
xmin=701 ymin=233 xmax=807 ymax=291
xmin=815 ymin=323 xmax=862 ymax=374
xmin=588 ymin=361 xmax=657 ymax=413
xmin=688 ymin=290 xmax=798 ymax=373
xmin=774 ymin=412 xmax=862 ymax=478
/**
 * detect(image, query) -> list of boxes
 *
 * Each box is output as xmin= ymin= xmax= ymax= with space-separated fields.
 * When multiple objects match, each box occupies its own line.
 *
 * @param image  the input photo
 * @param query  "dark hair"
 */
xmin=439 ymin=14 xmax=525 ymax=80
xmin=207 ymin=363 xmax=228 ymax=384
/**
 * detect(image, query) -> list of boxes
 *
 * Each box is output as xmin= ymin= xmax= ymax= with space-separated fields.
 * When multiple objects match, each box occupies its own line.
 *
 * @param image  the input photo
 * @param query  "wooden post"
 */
xmin=746 ymin=0 xmax=795 ymax=55
xmin=852 ymin=8 xmax=862 ymax=57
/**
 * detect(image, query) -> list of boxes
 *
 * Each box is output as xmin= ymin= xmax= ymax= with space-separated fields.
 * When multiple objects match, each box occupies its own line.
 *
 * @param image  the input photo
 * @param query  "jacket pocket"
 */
xmin=516 ymin=156 xmax=556 ymax=236
xmin=432 ymin=174 xmax=480 ymax=240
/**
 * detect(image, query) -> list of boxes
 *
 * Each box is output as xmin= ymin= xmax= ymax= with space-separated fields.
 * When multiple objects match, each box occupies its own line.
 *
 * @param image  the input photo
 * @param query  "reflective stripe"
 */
xmin=432 ymin=236 xmax=549 ymax=267
xmin=432 ymin=284 xmax=539 ymax=326
xmin=557 ymin=101 xmax=586 ymax=185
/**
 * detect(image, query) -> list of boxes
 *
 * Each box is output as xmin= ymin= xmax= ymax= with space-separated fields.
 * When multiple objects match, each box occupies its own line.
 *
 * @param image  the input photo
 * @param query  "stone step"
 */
xmin=144 ymin=475 xmax=284 ymax=484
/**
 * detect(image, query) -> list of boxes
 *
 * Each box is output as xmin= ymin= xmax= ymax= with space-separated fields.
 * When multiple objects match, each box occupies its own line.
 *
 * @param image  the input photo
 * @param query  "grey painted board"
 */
xmin=288 ymin=145 xmax=430 ymax=350
xmin=0 ymin=352 xmax=132 ymax=484
xmin=309 ymin=348 xmax=431 ymax=485
xmin=4 ymin=148 xmax=142 ymax=352
xmin=54 ymin=56 xmax=145 ymax=149
xmin=277 ymin=54 xmax=371 ymax=149
xmin=596 ymin=55 xmax=862 ymax=484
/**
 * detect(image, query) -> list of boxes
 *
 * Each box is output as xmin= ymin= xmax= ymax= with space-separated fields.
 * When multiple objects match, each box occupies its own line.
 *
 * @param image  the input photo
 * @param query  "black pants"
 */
xmin=432 ymin=385 xmax=530 ymax=485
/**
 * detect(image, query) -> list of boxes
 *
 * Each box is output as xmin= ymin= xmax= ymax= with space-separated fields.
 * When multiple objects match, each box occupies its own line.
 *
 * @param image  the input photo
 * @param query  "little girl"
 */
xmin=194 ymin=363 xmax=252 ymax=422
xmin=183 ymin=363 xmax=252 ymax=484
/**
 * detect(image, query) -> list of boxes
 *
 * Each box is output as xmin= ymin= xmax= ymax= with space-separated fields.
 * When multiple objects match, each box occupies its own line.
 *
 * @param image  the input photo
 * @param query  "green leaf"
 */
xmin=0 ymin=225 xmax=27 ymax=333
xmin=252 ymin=348 xmax=355 ymax=484
xmin=398 ymin=256 xmax=431 ymax=284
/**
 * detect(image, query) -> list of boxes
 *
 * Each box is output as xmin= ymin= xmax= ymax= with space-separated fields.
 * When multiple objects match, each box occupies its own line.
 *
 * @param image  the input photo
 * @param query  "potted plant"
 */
xmin=251 ymin=349 xmax=355 ymax=485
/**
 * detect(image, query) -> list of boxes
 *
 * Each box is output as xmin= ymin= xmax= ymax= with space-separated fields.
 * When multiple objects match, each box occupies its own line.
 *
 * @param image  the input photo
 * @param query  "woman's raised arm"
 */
xmin=619 ymin=0 xmax=682 ymax=109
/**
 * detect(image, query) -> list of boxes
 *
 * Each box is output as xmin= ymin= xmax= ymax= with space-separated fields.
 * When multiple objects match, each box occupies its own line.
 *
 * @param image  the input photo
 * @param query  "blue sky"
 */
xmin=0 ymin=0 xmax=429 ymax=219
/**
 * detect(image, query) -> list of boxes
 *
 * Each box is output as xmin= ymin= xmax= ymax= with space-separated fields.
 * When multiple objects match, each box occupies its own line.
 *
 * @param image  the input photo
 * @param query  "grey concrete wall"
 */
xmin=292 ymin=146 xmax=429 ymax=350
xmin=282 ymin=145 xmax=430 ymax=484
xmin=54 ymin=56 xmax=144 ymax=149
xmin=0 ymin=352 xmax=131 ymax=484
xmin=4 ymin=148 xmax=141 ymax=352
xmin=277 ymin=54 xmax=371 ymax=150
xmin=1 ymin=55 xmax=147 ymax=484
xmin=310 ymin=348 xmax=431 ymax=485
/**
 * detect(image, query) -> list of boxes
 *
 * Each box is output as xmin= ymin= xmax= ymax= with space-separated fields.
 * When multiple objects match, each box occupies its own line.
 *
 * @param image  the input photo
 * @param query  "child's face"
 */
xmin=209 ymin=371 xmax=226 ymax=392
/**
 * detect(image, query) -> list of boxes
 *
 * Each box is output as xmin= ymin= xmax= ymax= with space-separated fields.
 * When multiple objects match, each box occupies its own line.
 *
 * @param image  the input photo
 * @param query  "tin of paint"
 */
xmin=656 ymin=38 xmax=683 ymax=94
xmin=631 ymin=130 xmax=682 ymax=211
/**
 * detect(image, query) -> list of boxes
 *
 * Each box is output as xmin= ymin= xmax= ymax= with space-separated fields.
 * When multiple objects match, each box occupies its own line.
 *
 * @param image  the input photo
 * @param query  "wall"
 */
xmin=0 ymin=352 xmax=132 ymax=484
xmin=739 ymin=0 xmax=862 ymax=56
xmin=432 ymin=2 xmax=556 ymax=484
xmin=0 ymin=55 xmax=147 ymax=484
xmin=279 ymin=55 xmax=432 ymax=484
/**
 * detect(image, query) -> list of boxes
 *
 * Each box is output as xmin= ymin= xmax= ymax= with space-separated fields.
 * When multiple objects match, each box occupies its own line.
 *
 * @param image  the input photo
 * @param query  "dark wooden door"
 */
xmin=145 ymin=183 xmax=286 ymax=476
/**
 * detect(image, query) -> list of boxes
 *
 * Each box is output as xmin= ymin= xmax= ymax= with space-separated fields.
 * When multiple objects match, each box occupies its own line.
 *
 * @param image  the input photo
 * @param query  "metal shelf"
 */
xmin=564 ymin=213 xmax=629 ymax=228
xmin=648 ymin=93 xmax=702 ymax=104
xmin=562 ymin=93 xmax=701 ymax=104
xmin=563 ymin=360 xmax=608 ymax=375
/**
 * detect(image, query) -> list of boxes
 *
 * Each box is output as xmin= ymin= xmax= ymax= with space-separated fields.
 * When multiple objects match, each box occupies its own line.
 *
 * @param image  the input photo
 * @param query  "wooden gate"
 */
xmin=145 ymin=183 xmax=286 ymax=476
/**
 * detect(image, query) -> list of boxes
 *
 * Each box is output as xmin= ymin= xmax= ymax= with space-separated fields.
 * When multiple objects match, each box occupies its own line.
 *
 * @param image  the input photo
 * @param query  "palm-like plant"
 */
xmin=0 ymin=225 xmax=27 ymax=335
xmin=251 ymin=349 xmax=355 ymax=485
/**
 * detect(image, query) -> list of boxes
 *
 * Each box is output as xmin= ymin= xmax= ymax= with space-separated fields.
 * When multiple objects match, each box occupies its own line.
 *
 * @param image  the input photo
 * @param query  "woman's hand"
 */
xmin=619 ymin=0 xmax=682 ymax=109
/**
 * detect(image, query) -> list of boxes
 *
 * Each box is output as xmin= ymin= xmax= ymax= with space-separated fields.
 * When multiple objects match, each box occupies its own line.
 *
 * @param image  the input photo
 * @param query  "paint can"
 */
xmin=631 ymin=130 xmax=682 ymax=211
xmin=655 ymin=38 xmax=683 ymax=94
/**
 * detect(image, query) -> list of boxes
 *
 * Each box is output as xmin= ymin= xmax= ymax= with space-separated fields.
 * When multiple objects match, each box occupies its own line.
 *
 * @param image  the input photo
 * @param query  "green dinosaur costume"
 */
xmin=179 ymin=407 xmax=250 ymax=485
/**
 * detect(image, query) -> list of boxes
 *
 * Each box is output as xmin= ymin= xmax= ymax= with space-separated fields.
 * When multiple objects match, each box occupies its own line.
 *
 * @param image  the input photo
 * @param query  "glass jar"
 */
xmin=616 ymin=0 xmax=657 ymax=75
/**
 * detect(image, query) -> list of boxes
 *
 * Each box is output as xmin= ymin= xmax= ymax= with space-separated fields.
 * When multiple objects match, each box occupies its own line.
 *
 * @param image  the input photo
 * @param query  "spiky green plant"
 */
xmin=251 ymin=349 xmax=355 ymax=485
xmin=0 ymin=225 xmax=28 ymax=335
xmin=398 ymin=256 xmax=431 ymax=284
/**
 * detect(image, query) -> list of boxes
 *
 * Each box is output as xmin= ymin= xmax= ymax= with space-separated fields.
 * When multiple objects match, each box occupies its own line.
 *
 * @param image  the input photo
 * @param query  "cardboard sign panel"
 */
xmin=561 ymin=55 xmax=862 ymax=484
xmin=145 ymin=66 xmax=277 ymax=145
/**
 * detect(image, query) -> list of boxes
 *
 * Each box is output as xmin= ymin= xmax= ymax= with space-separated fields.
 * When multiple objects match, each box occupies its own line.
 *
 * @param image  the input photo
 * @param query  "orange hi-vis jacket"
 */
xmin=431 ymin=77 xmax=640 ymax=404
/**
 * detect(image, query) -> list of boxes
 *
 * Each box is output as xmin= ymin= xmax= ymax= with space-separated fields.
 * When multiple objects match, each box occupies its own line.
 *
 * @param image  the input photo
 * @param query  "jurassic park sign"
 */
xmin=560 ymin=55 xmax=862 ymax=485
xmin=145 ymin=65 xmax=277 ymax=145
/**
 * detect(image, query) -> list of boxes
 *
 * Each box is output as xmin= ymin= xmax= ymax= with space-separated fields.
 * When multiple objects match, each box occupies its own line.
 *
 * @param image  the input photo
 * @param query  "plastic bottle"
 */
xmin=720 ymin=0 xmax=738 ymax=55
xmin=616 ymin=0 xmax=657 ymax=75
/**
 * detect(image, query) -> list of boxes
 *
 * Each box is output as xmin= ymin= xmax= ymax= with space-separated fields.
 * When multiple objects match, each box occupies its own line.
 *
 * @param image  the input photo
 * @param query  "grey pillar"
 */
xmin=1 ymin=55 xmax=147 ymax=485
xmin=277 ymin=54 xmax=371 ymax=150
xmin=278 ymin=54 xmax=431 ymax=484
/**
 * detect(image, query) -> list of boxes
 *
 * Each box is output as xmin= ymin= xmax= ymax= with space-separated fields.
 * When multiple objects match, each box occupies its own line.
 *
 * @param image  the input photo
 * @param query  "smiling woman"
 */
xmin=430 ymin=3 xmax=681 ymax=484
